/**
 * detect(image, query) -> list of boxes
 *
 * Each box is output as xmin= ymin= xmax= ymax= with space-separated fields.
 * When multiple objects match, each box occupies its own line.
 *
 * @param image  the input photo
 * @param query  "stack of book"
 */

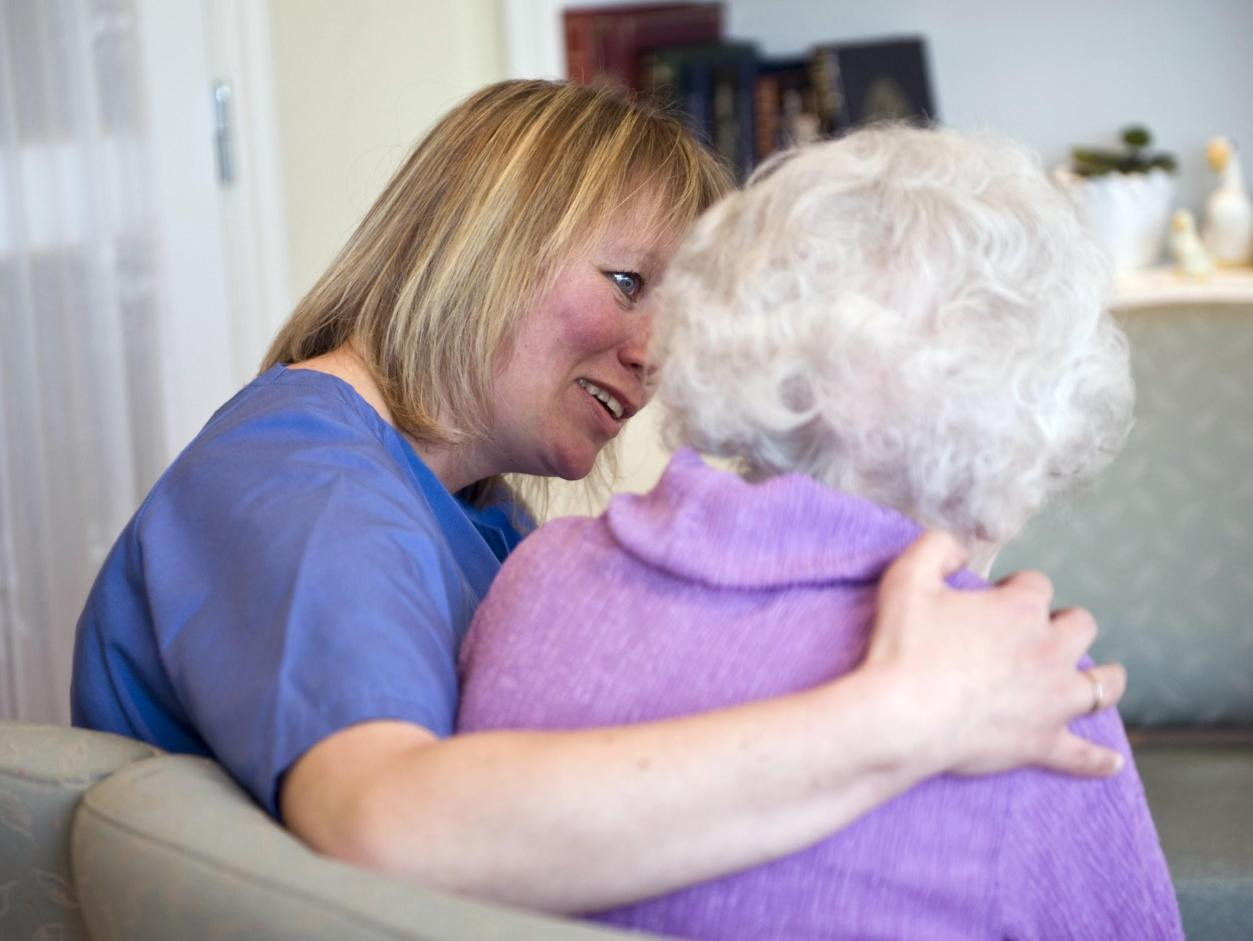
xmin=564 ymin=3 xmax=938 ymax=180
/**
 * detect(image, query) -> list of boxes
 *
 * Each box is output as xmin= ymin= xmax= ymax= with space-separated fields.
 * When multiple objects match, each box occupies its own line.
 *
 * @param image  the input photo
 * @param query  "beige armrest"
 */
xmin=72 ymin=754 xmax=660 ymax=941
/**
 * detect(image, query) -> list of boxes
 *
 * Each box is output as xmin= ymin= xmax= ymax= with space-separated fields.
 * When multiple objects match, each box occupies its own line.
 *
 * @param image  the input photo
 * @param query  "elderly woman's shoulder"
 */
xmin=493 ymin=513 xmax=611 ymax=588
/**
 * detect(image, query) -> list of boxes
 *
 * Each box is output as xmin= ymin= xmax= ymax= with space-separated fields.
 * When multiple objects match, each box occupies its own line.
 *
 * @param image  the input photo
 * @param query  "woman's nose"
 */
xmin=619 ymin=313 xmax=652 ymax=377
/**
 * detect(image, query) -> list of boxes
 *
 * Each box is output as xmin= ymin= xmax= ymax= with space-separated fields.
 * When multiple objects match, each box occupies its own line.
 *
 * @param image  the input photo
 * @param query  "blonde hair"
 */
xmin=264 ymin=79 xmax=729 ymax=507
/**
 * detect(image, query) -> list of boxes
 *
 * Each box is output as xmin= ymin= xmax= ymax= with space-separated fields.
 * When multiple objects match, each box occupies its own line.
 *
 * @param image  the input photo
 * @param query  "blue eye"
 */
xmin=608 ymin=271 xmax=644 ymax=299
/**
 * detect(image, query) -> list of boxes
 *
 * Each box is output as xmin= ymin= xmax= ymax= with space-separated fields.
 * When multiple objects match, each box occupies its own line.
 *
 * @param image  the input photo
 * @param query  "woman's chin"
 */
xmin=550 ymin=441 xmax=604 ymax=482
xmin=553 ymin=457 xmax=597 ymax=482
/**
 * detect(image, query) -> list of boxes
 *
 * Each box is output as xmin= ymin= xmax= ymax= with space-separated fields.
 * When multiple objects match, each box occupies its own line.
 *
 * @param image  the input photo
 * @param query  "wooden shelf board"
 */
xmin=1113 ymin=267 xmax=1253 ymax=309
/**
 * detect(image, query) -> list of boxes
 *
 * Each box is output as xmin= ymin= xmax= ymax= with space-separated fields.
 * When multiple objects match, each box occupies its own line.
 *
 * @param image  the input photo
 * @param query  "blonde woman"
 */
xmin=75 ymin=83 xmax=1126 ymax=914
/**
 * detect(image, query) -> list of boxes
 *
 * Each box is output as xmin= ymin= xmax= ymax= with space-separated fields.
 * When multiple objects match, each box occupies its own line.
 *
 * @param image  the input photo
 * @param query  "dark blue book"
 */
xmin=810 ymin=37 xmax=938 ymax=135
xmin=644 ymin=41 xmax=758 ymax=179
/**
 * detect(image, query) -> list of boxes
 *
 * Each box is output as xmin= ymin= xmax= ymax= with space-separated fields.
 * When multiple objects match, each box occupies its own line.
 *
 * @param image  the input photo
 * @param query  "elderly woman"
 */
xmin=458 ymin=125 xmax=1183 ymax=937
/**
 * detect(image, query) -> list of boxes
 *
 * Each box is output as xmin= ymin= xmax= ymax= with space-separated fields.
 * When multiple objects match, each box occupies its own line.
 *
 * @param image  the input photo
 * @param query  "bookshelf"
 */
xmin=503 ymin=2 xmax=1253 ymax=312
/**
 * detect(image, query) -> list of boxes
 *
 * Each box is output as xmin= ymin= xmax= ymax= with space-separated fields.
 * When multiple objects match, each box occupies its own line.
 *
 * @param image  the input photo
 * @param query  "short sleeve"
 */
xmin=137 ymin=399 xmax=480 ymax=817
xmin=997 ymin=709 xmax=1184 ymax=939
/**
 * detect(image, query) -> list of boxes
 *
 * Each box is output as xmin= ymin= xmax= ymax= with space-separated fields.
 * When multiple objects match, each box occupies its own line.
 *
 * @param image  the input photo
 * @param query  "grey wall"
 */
xmin=726 ymin=0 xmax=1253 ymax=214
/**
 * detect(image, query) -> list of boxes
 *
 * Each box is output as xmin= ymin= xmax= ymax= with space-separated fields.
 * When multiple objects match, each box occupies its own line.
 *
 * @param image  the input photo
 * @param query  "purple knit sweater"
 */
xmin=457 ymin=450 xmax=1182 ymax=940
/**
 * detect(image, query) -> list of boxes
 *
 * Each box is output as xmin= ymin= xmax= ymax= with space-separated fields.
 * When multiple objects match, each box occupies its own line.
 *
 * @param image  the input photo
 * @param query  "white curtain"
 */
xmin=0 ymin=0 xmax=165 ymax=723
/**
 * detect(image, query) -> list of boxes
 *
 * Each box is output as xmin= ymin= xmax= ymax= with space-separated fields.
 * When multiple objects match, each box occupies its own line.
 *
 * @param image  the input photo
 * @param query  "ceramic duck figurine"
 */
xmin=1201 ymin=136 xmax=1253 ymax=265
xmin=1169 ymin=209 xmax=1212 ymax=279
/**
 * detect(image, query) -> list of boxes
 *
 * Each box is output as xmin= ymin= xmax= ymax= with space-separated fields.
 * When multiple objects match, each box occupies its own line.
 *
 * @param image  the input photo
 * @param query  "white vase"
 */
xmin=1055 ymin=167 xmax=1176 ymax=271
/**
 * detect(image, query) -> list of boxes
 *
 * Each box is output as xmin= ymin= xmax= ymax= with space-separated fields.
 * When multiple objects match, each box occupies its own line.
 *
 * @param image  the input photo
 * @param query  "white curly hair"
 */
xmin=652 ymin=124 xmax=1134 ymax=551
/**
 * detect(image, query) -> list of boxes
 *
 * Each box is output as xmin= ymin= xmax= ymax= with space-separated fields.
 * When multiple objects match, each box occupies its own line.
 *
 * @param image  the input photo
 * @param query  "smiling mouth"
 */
xmin=576 ymin=378 xmax=625 ymax=419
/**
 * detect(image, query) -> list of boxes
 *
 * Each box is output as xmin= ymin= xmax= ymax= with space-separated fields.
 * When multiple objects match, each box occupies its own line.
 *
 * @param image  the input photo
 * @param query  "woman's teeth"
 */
xmin=576 ymin=378 xmax=624 ymax=419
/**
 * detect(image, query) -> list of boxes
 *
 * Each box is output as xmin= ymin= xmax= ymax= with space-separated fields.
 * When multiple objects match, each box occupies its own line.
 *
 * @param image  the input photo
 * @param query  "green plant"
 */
xmin=1070 ymin=125 xmax=1178 ymax=177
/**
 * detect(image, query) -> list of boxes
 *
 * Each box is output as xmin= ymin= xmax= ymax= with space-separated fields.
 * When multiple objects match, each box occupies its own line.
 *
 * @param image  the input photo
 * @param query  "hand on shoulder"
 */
xmin=864 ymin=530 xmax=1127 ymax=779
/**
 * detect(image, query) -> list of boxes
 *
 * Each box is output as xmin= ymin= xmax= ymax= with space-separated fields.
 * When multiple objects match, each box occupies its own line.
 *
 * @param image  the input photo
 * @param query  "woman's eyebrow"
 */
xmin=602 ymin=247 xmax=664 ymax=270
xmin=639 ymin=249 xmax=666 ymax=270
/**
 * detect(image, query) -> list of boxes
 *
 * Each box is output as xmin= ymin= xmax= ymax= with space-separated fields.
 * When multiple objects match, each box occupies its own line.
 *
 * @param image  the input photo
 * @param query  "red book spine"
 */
xmin=564 ymin=11 xmax=595 ymax=83
xmin=755 ymin=73 xmax=780 ymax=163
xmin=564 ymin=3 xmax=723 ymax=91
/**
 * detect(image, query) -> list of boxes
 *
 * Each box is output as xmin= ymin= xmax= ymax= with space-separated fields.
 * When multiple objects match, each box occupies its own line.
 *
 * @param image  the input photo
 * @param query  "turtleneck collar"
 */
xmin=604 ymin=449 xmax=952 ymax=590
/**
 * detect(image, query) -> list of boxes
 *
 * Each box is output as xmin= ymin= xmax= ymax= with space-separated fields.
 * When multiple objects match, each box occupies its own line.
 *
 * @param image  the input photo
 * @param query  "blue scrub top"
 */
xmin=71 ymin=365 xmax=527 ymax=818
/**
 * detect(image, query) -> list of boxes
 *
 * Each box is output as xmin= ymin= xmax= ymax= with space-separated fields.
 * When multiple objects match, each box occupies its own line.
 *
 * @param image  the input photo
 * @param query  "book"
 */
xmin=754 ymin=57 xmax=820 ymax=163
xmin=644 ymin=41 xmax=757 ymax=179
xmin=810 ymin=37 xmax=937 ymax=135
xmin=564 ymin=3 xmax=723 ymax=92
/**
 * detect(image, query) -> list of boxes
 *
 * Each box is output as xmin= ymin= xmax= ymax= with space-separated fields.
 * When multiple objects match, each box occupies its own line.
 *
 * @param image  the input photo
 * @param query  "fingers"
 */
xmin=1071 ymin=662 xmax=1127 ymax=716
xmin=992 ymin=568 xmax=1055 ymax=609
xmin=1050 ymin=605 xmax=1097 ymax=657
xmin=1040 ymin=730 xmax=1126 ymax=778
xmin=1040 ymin=663 xmax=1127 ymax=779
xmin=884 ymin=530 xmax=969 ymax=591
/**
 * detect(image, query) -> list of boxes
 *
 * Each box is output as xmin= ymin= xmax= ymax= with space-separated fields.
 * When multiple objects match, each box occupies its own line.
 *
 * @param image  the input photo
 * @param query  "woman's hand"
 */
xmin=863 ymin=530 xmax=1127 ymax=779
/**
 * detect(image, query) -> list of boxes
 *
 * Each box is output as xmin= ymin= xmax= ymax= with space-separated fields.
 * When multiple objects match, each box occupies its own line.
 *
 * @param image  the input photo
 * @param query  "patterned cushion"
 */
xmin=995 ymin=305 xmax=1253 ymax=725
xmin=0 ymin=721 xmax=159 ymax=941
xmin=72 ymin=754 xmax=652 ymax=940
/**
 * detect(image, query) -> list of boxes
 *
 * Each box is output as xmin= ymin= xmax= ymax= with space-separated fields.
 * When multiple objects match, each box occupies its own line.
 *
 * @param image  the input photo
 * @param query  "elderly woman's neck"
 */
xmin=966 ymin=540 xmax=1003 ymax=579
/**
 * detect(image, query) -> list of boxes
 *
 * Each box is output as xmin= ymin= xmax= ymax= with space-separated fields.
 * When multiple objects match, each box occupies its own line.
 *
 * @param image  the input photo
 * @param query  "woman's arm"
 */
xmin=281 ymin=531 xmax=1125 ymax=914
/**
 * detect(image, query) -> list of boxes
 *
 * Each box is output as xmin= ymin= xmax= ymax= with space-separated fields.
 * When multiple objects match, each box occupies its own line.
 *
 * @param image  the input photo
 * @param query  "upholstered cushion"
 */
xmin=72 ymin=754 xmax=655 ymax=940
xmin=0 ymin=721 xmax=159 ymax=941
xmin=1136 ymin=741 xmax=1253 ymax=940
xmin=994 ymin=306 xmax=1253 ymax=727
